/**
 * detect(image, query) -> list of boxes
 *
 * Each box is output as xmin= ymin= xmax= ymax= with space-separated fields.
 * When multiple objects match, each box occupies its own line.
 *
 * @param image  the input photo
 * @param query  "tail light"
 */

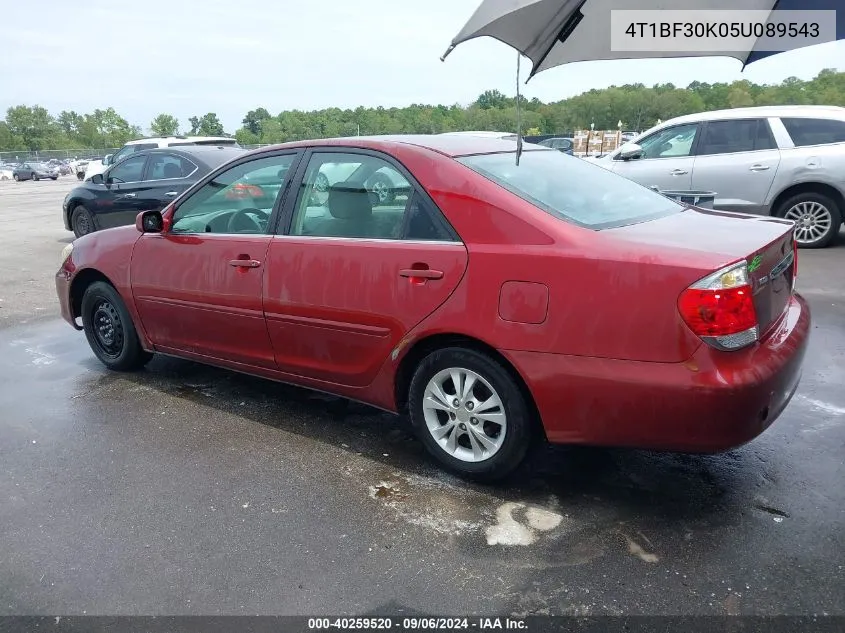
xmin=225 ymin=183 xmax=266 ymax=200
xmin=678 ymin=261 xmax=758 ymax=351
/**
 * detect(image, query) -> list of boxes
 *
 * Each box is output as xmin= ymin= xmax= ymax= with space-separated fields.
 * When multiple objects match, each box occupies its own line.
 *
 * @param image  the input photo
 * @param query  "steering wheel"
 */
xmin=227 ymin=207 xmax=268 ymax=233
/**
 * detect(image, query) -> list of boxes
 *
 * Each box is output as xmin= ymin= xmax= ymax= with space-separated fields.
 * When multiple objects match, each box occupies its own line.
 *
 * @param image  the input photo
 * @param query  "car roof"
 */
xmin=130 ymin=146 xmax=246 ymax=165
xmin=250 ymin=134 xmax=547 ymax=158
xmin=125 ymin=135 xmax=234 ymax=146
xmin=659 ymin=105 xmax=845 ymax=127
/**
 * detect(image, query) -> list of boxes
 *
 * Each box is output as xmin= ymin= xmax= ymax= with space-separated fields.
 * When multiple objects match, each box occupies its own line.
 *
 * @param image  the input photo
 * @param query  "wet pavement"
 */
xmin=1 ymin=189 xmax=844 ymax=614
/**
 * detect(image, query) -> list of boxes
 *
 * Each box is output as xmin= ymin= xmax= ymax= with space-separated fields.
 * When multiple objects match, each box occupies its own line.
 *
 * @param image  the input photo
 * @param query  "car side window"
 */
xmin=107 ymin=155 xmax=147 ymax=183
xmin=147 ymin=154 xmax=196 ymax=180
xmin=781 ymin=117 xmax=845 ymax=147
xmin=111 ymin=146 xmax=136 ymax=164
xmin=404 ymin=193 xmax=458 ymax=242
xmin=290 ymin=152 xmax=412 ymax=239
xmin=697 ymin=119 xmax=774 ymax=155
xmin=636 ymin=123 xmax=699 ymax=159
xmin=171 ymin=154 xmax=296 ymax=235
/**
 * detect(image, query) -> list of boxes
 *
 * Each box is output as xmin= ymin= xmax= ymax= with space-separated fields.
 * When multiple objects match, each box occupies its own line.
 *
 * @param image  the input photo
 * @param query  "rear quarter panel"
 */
xmin=384 ymin=146 xmax=712 ymax=364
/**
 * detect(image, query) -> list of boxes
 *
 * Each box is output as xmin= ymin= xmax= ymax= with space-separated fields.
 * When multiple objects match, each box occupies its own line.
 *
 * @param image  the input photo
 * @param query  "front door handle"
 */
xmin=164 ymin=191 xmax=179 ymax=196
xmin=670 ymin=169 xmax=688 ymax=175
xmin=120 ymin=192 xmax=137 ymax=198
xmin=749 ymin=164 xmax=770 ymax=171
xmin=399 ymin=268 xmax=443 ymax=280
xmin=229 ymin=258 xmax=261 ymax=268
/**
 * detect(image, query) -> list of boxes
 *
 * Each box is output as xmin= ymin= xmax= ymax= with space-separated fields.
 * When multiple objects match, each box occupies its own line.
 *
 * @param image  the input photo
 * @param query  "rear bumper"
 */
xmin=506 ymin=293 xmax=811 ymax=452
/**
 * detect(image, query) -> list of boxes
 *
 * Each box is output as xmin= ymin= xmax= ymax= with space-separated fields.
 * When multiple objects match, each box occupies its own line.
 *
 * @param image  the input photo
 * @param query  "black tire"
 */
xmin=368 ymin=173 xmax=395 ymax=206
xmin=77 ymin=172 xmax=84 ymax=181
xmin=775 ymin=191 xmax=841 ymax=249
xmin=408 ymin=347 xmax=534 ymax=481
xmin=81 ymin=281 xmax=152 ymax=371
xmin=51 ymin=176 xmax=58 ymax=180
xmin=32 ymin=172 xmax=38 ymax=181
xmin=13 ymin=173 xmax=19 ymax=182
xmin=71 ymin=205 xmax=95 ymax=238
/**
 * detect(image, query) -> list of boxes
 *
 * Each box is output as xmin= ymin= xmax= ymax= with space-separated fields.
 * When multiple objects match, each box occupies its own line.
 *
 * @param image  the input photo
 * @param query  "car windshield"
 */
xmin=457 ymin=149 xmax=682 ymax=230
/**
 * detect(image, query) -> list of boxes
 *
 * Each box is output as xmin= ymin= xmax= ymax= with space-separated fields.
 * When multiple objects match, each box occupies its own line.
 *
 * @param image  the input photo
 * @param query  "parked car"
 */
xmin=83 ymin=136 xmax=241 ymax=181
xmin=0 ymin=163 xmax=14 ymax=180
xmin=47 ymin=159 xmax=73 ymax=175
xmin=13 ymin=162 xmax=59 ymax=181
xmin=62 ymin=145 xmax=246 ymax=238
xmin=592 ymin=105 xmax=845 ymax=248
xmin=440 ymin=131 xmax=519 ymax=141
xmin=56 ymin=135 xmax=809 ymax=481
xmin=537 ymin=137 xmax=574 ymax=155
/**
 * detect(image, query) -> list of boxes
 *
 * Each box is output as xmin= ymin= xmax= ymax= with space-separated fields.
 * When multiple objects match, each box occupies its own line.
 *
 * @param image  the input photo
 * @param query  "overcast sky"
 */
xmin=2 ymin=0 xmax=843 ymax=133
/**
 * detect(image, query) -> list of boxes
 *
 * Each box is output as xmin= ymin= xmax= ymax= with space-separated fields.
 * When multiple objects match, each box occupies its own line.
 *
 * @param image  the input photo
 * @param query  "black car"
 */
xmin=537 ymin=137 xmax=574 ymax=155
xmin=63 ymin=146 xmax=246 ymax=238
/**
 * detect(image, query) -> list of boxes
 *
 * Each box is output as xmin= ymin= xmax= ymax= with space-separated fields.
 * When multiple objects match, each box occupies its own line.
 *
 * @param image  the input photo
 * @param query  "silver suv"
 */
xmin=593 ymin=105 xmax=845 ymax=248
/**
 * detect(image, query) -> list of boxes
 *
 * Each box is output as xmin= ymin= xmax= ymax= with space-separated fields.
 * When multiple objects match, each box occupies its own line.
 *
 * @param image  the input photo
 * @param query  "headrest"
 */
xmin=328 ymin=184 xmax=373 ymax=220
xmin=163 ymin=163 xmax=182 ymax=178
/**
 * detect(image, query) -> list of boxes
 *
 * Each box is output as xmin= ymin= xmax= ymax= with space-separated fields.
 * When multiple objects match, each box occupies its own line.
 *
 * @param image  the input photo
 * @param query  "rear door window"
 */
xmin=146 ymin=153 xmax=197 ymax=180
xmin=781 ymin=117 xmax=845 ymax=146
xmin=697 ymin=119 xmax=775 ymax=155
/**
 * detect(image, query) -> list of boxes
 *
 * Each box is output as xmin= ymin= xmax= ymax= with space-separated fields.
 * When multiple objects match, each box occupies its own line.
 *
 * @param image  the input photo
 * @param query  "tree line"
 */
xmin=2 ymin=69 xmax=843 ymax=152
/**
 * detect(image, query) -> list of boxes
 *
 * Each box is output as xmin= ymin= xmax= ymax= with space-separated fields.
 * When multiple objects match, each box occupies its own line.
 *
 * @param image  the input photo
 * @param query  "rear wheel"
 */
xmin=776 ymin=192 xmax=841 ymax=249
xmin=408 ymin=347 xmax=534 ymax=481
xmin=13 ymin=173 xmax=19 ymax=182
xmin=81 ymin=281 xmax=152 ymax=371
xmin=71 ymin=205 xmax=94 ymax=238
xmin=32 ymin=172 xmax=38 ymax=181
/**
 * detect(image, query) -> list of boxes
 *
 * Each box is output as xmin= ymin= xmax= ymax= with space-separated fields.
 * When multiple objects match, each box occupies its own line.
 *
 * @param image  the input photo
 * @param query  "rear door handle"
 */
xmin=399 ymin=268 xmax=443 ymax=280
xmin=164 ymin=191 xmax=179 ymax=196
xmin=670 ymin=169 xmax=688 ymax=175
xmin=229 ymin=259 xmax=261 ymax=268
xmin=749 ymin=164 xmax=770 ymax=171
xmin=120 ymin=192 xmax=137 ymax=198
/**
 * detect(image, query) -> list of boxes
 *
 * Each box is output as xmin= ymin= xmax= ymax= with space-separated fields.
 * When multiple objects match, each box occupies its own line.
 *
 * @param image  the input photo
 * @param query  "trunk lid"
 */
xmin=608 ymin=208 xmax=796 ymax=335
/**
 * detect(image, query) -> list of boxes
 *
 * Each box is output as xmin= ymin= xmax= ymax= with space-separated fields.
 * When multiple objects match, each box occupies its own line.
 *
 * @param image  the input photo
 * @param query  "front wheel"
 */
xmin=776 ymin=192 xmax=841 ymax=249
xmin=13 ymin=173 xmax=19 ymax=181
xmin=81 ymin=281 xmax=152 ymax=371
xmin=32 ymin=173 xmax=38 ymax=181
xmin=51 ymin=176 xmax=58 ymax=180
xmin=408 ymin=347 xmax=534 ymax=481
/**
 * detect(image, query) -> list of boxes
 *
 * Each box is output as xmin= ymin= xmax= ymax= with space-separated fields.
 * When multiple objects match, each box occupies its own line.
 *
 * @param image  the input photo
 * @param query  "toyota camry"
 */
xmin=56 ymin=135 xmax=810 ymax=480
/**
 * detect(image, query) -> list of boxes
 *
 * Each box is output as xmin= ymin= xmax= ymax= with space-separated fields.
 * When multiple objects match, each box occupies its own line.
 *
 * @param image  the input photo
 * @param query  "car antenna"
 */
xmin=515 ymin=51 xmax=523 ymax=167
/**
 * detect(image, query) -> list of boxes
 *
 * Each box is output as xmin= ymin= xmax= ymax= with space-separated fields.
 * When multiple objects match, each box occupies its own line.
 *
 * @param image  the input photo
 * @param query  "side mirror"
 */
xmin=136 ymin=210 xmax=163 ymax=233
xmin=103 ymin=154 xmax=113 ymax=166
xmin=89 ymin=173 xmax=104 ymax=185
xmin=618 ymin=143 xmax=643 ymax=160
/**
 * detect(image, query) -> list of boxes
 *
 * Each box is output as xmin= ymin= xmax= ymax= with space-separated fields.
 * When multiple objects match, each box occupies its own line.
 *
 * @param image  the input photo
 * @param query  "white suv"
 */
xmin=593 ymin=105 xmax=845 ymax=248
xmin=83 ymin=136 xmax=239 ymax=181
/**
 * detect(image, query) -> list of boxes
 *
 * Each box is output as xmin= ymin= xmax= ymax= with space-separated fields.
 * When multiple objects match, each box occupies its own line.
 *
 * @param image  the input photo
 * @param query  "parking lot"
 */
xmin=1 ymin=178 xmax=843 ymax=615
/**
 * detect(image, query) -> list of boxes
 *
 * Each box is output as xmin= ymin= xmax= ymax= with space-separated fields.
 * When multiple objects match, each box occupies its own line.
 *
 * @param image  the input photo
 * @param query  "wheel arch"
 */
xmin=69 ymin=268 xmax=117 ymax=322
xmin=393 ymin=332 xmax=547 ymax=440
xmin=770 ymin=182 xmax=844 ymax=222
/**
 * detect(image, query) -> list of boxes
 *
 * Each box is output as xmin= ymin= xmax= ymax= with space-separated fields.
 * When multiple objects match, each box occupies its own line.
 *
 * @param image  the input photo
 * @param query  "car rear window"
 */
xmin=781 ymin=117 xmax=845 ymax=147
xmin=457 ymin=150 xmax=682 ymax=230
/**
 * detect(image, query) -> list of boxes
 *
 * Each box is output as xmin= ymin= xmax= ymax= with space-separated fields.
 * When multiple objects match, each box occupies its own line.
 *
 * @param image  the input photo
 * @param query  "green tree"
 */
xmin=5 ymin=105 xmax=56 ymax=150
xmin=150 ymin=113 xmax=180 ymax=136
xmin=189 ymin=113 xmax=225 ymax=136
xmin=242 ymin=107 xmax=271 ymax=135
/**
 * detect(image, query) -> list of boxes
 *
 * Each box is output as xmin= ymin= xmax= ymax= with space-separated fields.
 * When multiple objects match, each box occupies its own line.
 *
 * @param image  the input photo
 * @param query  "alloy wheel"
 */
xmin=785 ymin=201 xmax=833 ymax=246
xmin=422 ymin=367 xmax=507 ymax=463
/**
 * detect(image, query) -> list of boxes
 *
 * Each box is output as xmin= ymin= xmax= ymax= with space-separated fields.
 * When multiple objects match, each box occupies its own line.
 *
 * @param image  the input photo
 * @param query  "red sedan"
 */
xmin=56 ymin=136 xmax=810 ymax=480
